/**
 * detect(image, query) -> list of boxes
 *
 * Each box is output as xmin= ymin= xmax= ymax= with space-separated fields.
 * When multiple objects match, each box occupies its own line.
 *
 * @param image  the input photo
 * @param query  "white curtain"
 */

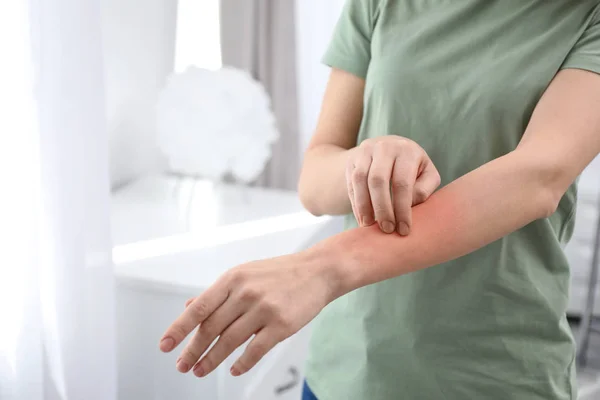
xmin=0 ymin=1 xmax=117 ymax=399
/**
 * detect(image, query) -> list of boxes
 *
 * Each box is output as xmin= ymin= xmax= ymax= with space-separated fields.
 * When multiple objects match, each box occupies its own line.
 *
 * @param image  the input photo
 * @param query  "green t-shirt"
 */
xmin=304 ymin=1 xmax=600 ymax=399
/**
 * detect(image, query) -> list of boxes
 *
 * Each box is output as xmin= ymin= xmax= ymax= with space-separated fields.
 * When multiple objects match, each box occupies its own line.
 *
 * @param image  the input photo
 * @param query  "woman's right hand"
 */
xmin=346 ymin=136 xmax=441 ymax=235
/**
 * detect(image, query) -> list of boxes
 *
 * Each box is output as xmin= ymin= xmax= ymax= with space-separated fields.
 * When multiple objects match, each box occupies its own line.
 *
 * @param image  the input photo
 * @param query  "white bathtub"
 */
xmin=111 ymin=176 xmax=342 ymax=400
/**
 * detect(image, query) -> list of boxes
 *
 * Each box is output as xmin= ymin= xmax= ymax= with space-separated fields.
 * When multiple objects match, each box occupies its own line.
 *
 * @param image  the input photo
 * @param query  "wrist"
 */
xmin=301 ymin=237 xmax=357 ymax=302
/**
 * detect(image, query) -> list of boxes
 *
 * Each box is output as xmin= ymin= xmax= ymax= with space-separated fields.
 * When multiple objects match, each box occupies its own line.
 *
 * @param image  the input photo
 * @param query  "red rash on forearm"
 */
xmin=314 ymin=151 xmax=555 ymax=296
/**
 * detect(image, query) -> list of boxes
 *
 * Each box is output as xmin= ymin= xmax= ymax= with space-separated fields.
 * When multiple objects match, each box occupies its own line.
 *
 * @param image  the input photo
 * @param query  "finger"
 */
xmin=185 ymin=297 xmax=195 ymax=308
xmin=192 ymin=313 xmax=263 ymax=378
xmin=352 ymin=153 xmax=375 ymax=226
xmin=368 ymin=146 xmax=396 ymax=233
xmin=345 ymin=160 xmax=360 ymax=224
xmin=176 ymin=300 xmax=244 ymax=373
xmin=391 ymin=155 xmax=420 ymax=236
xmin=412 ymin=161 xmax=441 ymax=205
xmin=230 ymin=327 xmax=280 ymax=377
xmin=160 ymin=284 xmax=230 ymax=353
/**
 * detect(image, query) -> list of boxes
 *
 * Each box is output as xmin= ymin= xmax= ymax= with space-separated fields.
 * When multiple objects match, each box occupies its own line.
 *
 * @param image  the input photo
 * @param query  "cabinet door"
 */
xmin=240 ymin=325 xmax=313 ymax=400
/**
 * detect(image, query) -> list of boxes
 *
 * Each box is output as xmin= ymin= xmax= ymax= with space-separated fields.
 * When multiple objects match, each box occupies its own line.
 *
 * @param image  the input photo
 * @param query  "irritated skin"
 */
xmin=160 ymin=68 xmax=600 ymax=380
xmin=314 ymin=150 xmax=553 ymax=296
xmin=318 ymin=68 xmax=600 ymax=296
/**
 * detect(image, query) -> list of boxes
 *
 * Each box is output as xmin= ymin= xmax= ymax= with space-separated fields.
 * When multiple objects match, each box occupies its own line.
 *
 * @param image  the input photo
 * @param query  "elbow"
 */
xmin=511 ymin=148 xmax=570 ymax=220
xmin=534 ymin=166 xmax=570 ymax=220
xmin=297 ymin=176 xmax=324 ymax=217
xmin=300 ymin=199 xmax=325 ymax=217
xmin=297 ymin=146 xmax=329 ymax=216
xmin=537 ymin=188 xmax=561 ymax=219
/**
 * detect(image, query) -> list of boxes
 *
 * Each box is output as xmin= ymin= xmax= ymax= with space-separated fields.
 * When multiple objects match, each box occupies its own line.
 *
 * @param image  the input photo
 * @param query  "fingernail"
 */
xmin=193 ymin=363 xmax=205 ymax=378
xmin=362 ymin=215 xmax=374 ymax=226
xmin=194 ymin=364 xmax=205 ymax=378
xmin=160 ymin=337 xmax=175 ymax=352
xmin=398 ymin=222 xmax=410 ymax=236
xmin=381 ymin=221 xmax=395 ymax=234
xmin=230 ymin=366 xmax=241 ymax=377
xmin=177 ymin=359 xmax=190 ymax=373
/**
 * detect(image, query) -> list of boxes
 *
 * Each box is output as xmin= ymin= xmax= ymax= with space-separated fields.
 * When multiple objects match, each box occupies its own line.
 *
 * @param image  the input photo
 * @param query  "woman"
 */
xmin=160 ymin=1 xmax=600 ymax=399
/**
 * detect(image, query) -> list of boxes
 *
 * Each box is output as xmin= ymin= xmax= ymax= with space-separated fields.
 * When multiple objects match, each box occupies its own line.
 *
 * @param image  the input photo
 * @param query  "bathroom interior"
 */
xmin=3 ymin=0 xmax=600 ymax=399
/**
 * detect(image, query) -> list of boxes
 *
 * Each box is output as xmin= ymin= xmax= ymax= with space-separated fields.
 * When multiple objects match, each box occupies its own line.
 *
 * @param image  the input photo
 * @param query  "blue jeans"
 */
xmin=302 ymin=380 xmax=318 ymax=400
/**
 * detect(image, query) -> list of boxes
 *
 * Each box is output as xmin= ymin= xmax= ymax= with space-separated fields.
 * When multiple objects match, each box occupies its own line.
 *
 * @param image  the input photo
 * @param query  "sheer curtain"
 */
xmin=0 ymin=0 xmax=116 ymax=399
xmin=220 ymin=0 xmax=300 ymax=191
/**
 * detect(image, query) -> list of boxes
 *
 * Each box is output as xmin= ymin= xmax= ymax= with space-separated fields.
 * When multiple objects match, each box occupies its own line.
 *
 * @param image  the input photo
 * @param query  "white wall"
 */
xmin=295 ymin=0 xmax=345 ymax=155
xmin=101 ymin=0 xmax=178 ymax=188
xmin=174 ymin=0 xmax=221 ymax=73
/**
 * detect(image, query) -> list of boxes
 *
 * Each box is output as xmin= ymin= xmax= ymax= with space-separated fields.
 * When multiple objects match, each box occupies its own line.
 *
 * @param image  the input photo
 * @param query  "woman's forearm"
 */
xmin=298 ymin=144 xmax=358 ymax=216
xmin=311 ymin=149 xmax=559 ymax=298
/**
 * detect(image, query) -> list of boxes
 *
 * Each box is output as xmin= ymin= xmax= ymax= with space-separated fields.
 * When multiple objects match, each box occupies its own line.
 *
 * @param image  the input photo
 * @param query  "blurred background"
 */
xmin=106 ymin=0 xmax=344 ymax=190
xmin=1 ymin=0 xmax=600 ymax=399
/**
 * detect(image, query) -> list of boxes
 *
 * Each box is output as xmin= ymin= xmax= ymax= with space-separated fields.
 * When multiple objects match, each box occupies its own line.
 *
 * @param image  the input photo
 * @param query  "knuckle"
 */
xmin=273 ymin=313 xmax=293 ymax=332
xmin=182 ymin=346 xmax=202 ymax=361
xmin=373 ymin=140 xmax=388 ymax=153
xmin=190 ymin=301 xmax=210 ymax=321
xmin=239 ymin=286 xmax=261 ymax=303
xmin=392 ymin=179 xmax=411 ymax=192
xmin=352 ymin=169 xmax=368 ymax=182
xmin=360 ymin=138 xmax=375 ymax=150
xmin=357 ymin=148 xmax=372 ymax=159
xmin=171 ymin=324 xmax=189 ymax=341
xmin=225 ymin=267 xmax=246 ymax=285
xmin=259 ymin=298 xmax=283 ymax=320
xmin=221 ymin=268 xmax=236 ymax=283
xmin=396 ymin=143 xmax=417 ymax=158
xmin=199 ymin=319 xmax=216 ymax=337
xmin=218 ymin=333 xmax=236 ymax=351
xmin=367 ymin=174 xmax=386 ymax=188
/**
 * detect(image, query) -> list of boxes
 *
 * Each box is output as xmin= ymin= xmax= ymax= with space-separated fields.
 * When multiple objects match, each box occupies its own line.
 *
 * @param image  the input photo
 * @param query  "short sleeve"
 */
xmin=322 ymin=0 xmax=381 ymax=79
xmin=561 ymin=7 xmax=600 ymax=74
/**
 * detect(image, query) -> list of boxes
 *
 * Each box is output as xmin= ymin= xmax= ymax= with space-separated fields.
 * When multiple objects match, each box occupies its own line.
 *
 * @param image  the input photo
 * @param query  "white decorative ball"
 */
xmin=156 ymin=66 xmax=279 ymax=183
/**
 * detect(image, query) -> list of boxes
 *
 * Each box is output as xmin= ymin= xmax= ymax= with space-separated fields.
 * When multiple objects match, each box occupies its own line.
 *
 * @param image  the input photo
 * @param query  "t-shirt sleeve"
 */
xmin=322 ymin=0 xmax=380 ymax=79
xmin=561 ymin=9 xmax=600 ymax=74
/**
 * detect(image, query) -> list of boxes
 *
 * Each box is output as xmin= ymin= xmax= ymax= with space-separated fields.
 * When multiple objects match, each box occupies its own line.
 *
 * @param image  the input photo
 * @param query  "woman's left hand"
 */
xmin=158 ymin=251 xmax=336 ymax=378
